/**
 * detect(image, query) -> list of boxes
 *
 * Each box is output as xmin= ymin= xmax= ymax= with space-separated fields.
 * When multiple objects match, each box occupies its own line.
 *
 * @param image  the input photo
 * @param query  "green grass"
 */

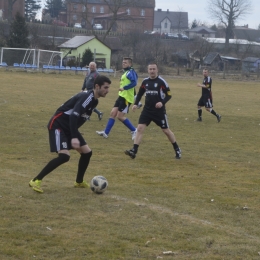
xmin=0 ymin=70 xmax=260 ymax=259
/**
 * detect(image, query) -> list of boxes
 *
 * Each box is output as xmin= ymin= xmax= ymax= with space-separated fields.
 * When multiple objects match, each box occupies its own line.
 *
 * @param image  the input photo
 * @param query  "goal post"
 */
xmin=0 ymin=47 xmax=63 ymax=68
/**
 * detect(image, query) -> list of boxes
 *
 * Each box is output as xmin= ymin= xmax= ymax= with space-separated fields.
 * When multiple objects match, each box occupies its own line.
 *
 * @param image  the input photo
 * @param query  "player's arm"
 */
xmin=81 ymin=78 xmax=86 ymax=91
xmin=161 ymin=82 xmax=172 ymax=105
xmin=122 ymin=70 xmax=138 ymax=90
xmin=134 ymin=83 xmax=145 ymax=105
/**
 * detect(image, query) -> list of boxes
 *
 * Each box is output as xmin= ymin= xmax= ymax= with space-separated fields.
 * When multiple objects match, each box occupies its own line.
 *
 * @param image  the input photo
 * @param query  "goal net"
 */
xmin=0 ymin=48 xmax=63 ymax=68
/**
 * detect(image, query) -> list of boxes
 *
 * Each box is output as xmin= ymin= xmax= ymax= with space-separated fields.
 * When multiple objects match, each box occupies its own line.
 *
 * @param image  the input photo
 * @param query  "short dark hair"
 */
xmin=148 ymin=61 xmax=158 ymax=67
xmin=94 ymin=75 xmax=111 ymax=88
xmin=123 ymin=57 xmax=133 ymax=64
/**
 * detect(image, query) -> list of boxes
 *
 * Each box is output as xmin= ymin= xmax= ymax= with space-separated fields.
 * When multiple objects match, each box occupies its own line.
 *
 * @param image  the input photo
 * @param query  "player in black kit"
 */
xmin=196 ymin=68 xmax=221 ymax=122
xmin=29 ymin=75 xmax=111 ymax=193
xmin=124 ymin=62 xmax=181 ymax=160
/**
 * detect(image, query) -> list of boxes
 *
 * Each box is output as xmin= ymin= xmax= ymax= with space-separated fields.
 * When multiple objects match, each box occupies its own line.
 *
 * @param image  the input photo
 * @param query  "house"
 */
xmin=171 ymin=50 xmax=190 ymax=67
xmin=203 ymin=52 xmax=223 ymax=70
xmin=242 ymin=57 xmax=260 ymax=73
xmin=59 ymin=36 xmax=111 ymax=68
xmin=221 ymin=56 xmax=241 ymax=70
xmin=233 ymin=27 xmax=260 ymax=42
xmin=66 ymin=0 xmax=155 ymax=32
xmin=153 ymin=9 xmax=188 ymax=34
xmin=185 ymin=26 xmax=216 ymax=39
xmin=0 ymin=0 xmax=25 ymax=20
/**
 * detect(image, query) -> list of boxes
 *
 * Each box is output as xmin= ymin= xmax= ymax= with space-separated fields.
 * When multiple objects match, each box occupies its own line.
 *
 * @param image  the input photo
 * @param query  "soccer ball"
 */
xmin=90 ymin=176 xmax=108 ymax=194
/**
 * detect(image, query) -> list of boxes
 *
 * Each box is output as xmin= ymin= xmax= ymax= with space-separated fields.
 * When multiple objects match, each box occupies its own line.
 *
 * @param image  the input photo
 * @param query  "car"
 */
xmin=74 ymin=23 xmax=82 ymax=28
xmin=178 ymin=33 xmax=189 ymax=40
xmin=166 ymin=33 xmax=179 ymax=39
xmin=52 ymin=20 xmax=68 ymax=27
xmin=93 ymin=24 xmax=103 ymax=30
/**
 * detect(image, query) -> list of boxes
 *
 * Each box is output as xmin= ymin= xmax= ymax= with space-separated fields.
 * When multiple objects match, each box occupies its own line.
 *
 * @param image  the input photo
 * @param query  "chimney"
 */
xmin=167 ymin=9 xmax=169 ymax=13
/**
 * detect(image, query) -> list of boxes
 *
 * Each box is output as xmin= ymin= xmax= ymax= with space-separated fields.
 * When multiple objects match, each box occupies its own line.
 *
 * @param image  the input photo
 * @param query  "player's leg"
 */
xmin=116 ymin=97 xmax=136 ymax=139
xmin=125 ymin=111 xmax=150 ymax=159
xmin=205 ymin=98 xmax=221 ymax=122
xmin=96 ymin=103 xmax=119 ymax=138
xmin=29 ymin=129 xmax=70 ymax=193
xmin=93 ymin=108 xmax=103 ymax=120
xmin=155 ymin=113 xmax=181 ymax=159
xmin=197 ymin=97 xmax=204 ymax=121
xmin=74 ymin=138 xmax=92 ymax=188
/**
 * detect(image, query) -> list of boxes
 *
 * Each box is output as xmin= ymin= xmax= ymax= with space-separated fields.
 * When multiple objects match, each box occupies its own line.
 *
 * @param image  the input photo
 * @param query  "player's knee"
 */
xmin=58 ymin=153 xmax=70 ymax=163
xmin=81 ymin=150 xmax=92 ymax=159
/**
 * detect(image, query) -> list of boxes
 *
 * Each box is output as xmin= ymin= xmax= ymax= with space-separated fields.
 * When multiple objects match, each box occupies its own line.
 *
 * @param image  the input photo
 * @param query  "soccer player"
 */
xmin=196 ymin=68 xmax=221 ymax=122
xmin=82 ymin=62 xmax=103 ymax=120
xmin=96 ymin=57 xmax=137 ymax=139
xmin=124 ymin=62 xmax=181 ymax=159
xmin=29 ymin=75 xmax=111 ymax=193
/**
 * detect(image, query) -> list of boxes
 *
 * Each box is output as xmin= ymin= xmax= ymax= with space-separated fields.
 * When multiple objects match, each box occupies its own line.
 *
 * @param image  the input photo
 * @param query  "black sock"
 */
xmin=34 ymin=153 xmax=70 ymax=181
xmin=172 ymin=142 xmax=179 ymax=151
xmin=132 ymin=144 xmax=139 ymax=154
xmin=93 ymin=108 xmax=101 ymax=115
xmin=198 ymin=109 xmax=202 ymax=118
xmin=210 ymin=109 xmax=217 ymax=116
xmin=76 ymin=151 xmax=92 ymax=183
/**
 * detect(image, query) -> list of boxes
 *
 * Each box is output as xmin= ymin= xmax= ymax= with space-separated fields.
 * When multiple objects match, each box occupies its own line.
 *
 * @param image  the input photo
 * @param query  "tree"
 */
xmin=25 ymin=0 xmax=41 ymax=21
xmin=207 ymin=0 xmax=252 ymax=49
xmin=45 ymin=0 xmax=65 ymax=18
xmin=191 ymin=19 xmax=198 ymax=29
xmin=8 ymin=12 xmax=30 ymax=48
xmin=81 ymin=48 xmax=94 ymax=67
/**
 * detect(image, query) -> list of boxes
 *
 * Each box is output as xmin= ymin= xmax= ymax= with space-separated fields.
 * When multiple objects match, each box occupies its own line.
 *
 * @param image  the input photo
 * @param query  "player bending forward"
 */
xmin=29 ymin=75 xmax=111 ymax=193
xmin=125 ymin=62 xmax=181 ymax=160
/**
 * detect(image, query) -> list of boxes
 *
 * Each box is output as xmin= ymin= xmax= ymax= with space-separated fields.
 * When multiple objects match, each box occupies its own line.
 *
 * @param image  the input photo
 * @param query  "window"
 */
xmin=100 ymin=6 xmax=104 ymax=13
xmin=73 ymin=15 xmax=77 ymax=21
xmin=141 ymin=9 xmax=145 ymax=16
xmin=73 ymin=4 xmax=77 ymax=10
xmin=126 ymin=8 xmax=130 ymax=15
xmin=164 ymin=22 xmax=167 ymax=29
xmin=91 ymin=6 xmax=96 ymax=13
xmin=82 ymin=5 xmax=86 ymax=12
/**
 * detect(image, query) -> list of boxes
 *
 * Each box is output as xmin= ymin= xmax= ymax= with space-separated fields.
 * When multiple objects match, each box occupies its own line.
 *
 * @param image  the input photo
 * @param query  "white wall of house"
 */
xmin=160 ymin=18 xmax=171 ymax=33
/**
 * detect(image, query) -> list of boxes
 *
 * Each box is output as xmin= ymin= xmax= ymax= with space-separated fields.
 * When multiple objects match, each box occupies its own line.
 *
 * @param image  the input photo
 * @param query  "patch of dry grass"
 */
xmin=0 ymin=70 xmax=260 ymax=259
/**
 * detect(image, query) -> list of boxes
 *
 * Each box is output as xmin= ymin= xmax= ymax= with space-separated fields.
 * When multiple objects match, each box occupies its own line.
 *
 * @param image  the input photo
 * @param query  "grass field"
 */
xmin=0 ymin=69 xmax=259 ymax=260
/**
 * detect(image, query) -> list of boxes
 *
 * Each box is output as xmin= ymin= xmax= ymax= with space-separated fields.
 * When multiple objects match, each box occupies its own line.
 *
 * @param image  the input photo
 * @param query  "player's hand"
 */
xmin=155 ymin=102 xmax=163 ymax=108
xmin=119 ymin=88 xmax=124 ymax=92
xmin=197 ymin=83 xmax=201 ymax=87
xmin=71 ymin=138 xmax=80 ymax=149
xmin=132 ymin=105 xmax=138 ymax=111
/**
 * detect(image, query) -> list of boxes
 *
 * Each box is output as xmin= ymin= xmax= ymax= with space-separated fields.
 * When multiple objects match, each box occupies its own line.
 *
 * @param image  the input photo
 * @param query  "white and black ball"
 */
xmin=90 ymin=176 xmax=108 ymax=194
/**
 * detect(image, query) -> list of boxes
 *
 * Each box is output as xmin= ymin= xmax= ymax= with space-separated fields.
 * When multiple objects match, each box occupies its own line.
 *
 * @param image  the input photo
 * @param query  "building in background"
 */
xmin=59 ymin=35 xmax=111 ymax=68
xmin=185 ymin=25 xmax=216 ymax=39
xmin=153 ymin=9 xmax=188 ymax=34
xmin=66 ymin=0 xmax=155 ymax=32
xmin=0 ymin=0 xmax=25 ymax=20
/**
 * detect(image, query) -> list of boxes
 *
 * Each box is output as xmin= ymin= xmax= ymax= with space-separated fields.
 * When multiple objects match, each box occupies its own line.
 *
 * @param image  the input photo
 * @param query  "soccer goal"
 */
xmin=0 ymin=48 xmax=63 ymax=68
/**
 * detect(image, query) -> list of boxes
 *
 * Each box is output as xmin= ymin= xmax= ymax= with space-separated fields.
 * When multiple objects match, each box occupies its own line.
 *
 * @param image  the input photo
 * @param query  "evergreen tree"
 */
xmin=45 ymin=0 xmax=64 ymax=18
xmin=25 ymin=0 xmax=41 ymax=21
xmin=8 ymin=12 xmax=30 ymax=48
xmin=191 ymin=19 xmax=198 ymax=29
xmin=81 ymin=48 xmax=94 ymax=67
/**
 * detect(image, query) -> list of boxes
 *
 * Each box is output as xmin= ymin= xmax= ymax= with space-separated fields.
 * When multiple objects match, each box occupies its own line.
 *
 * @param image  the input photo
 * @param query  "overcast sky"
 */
xmin=155 ymin=0 xmax=260 ymax=29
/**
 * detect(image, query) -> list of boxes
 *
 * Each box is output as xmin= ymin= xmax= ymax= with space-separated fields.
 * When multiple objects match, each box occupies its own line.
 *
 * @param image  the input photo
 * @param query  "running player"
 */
xmin=124 ymin=62 xmax=181 ymax=159
xmin=196 ymin=68 xmax=221 ymax=122
xmin=29 ymin=75 xmax=111 ymax=193
xmin=96 ymin=57 xmax=137 ymax=140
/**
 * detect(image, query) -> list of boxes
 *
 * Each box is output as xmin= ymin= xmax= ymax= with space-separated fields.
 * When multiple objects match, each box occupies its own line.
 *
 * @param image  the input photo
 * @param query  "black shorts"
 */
xmin=198 ymin=96 xmax=213 ymax=108
xmin=114 ymin=96 xmax=131 ymax=113
xmin=139 ymin=109 xmax=169 ymax=129
xmin=49 ymin=128 xmax=87 ymax=152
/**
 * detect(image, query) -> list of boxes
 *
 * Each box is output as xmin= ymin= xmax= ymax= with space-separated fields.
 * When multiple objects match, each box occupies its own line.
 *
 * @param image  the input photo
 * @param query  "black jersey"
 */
xmin=201 ymin=76 xmax=212 ymax=97
xmin=135 ymin=76 xmax=171 ymax=113
xmin=48 ymin=90 xmax=98 ymax=138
